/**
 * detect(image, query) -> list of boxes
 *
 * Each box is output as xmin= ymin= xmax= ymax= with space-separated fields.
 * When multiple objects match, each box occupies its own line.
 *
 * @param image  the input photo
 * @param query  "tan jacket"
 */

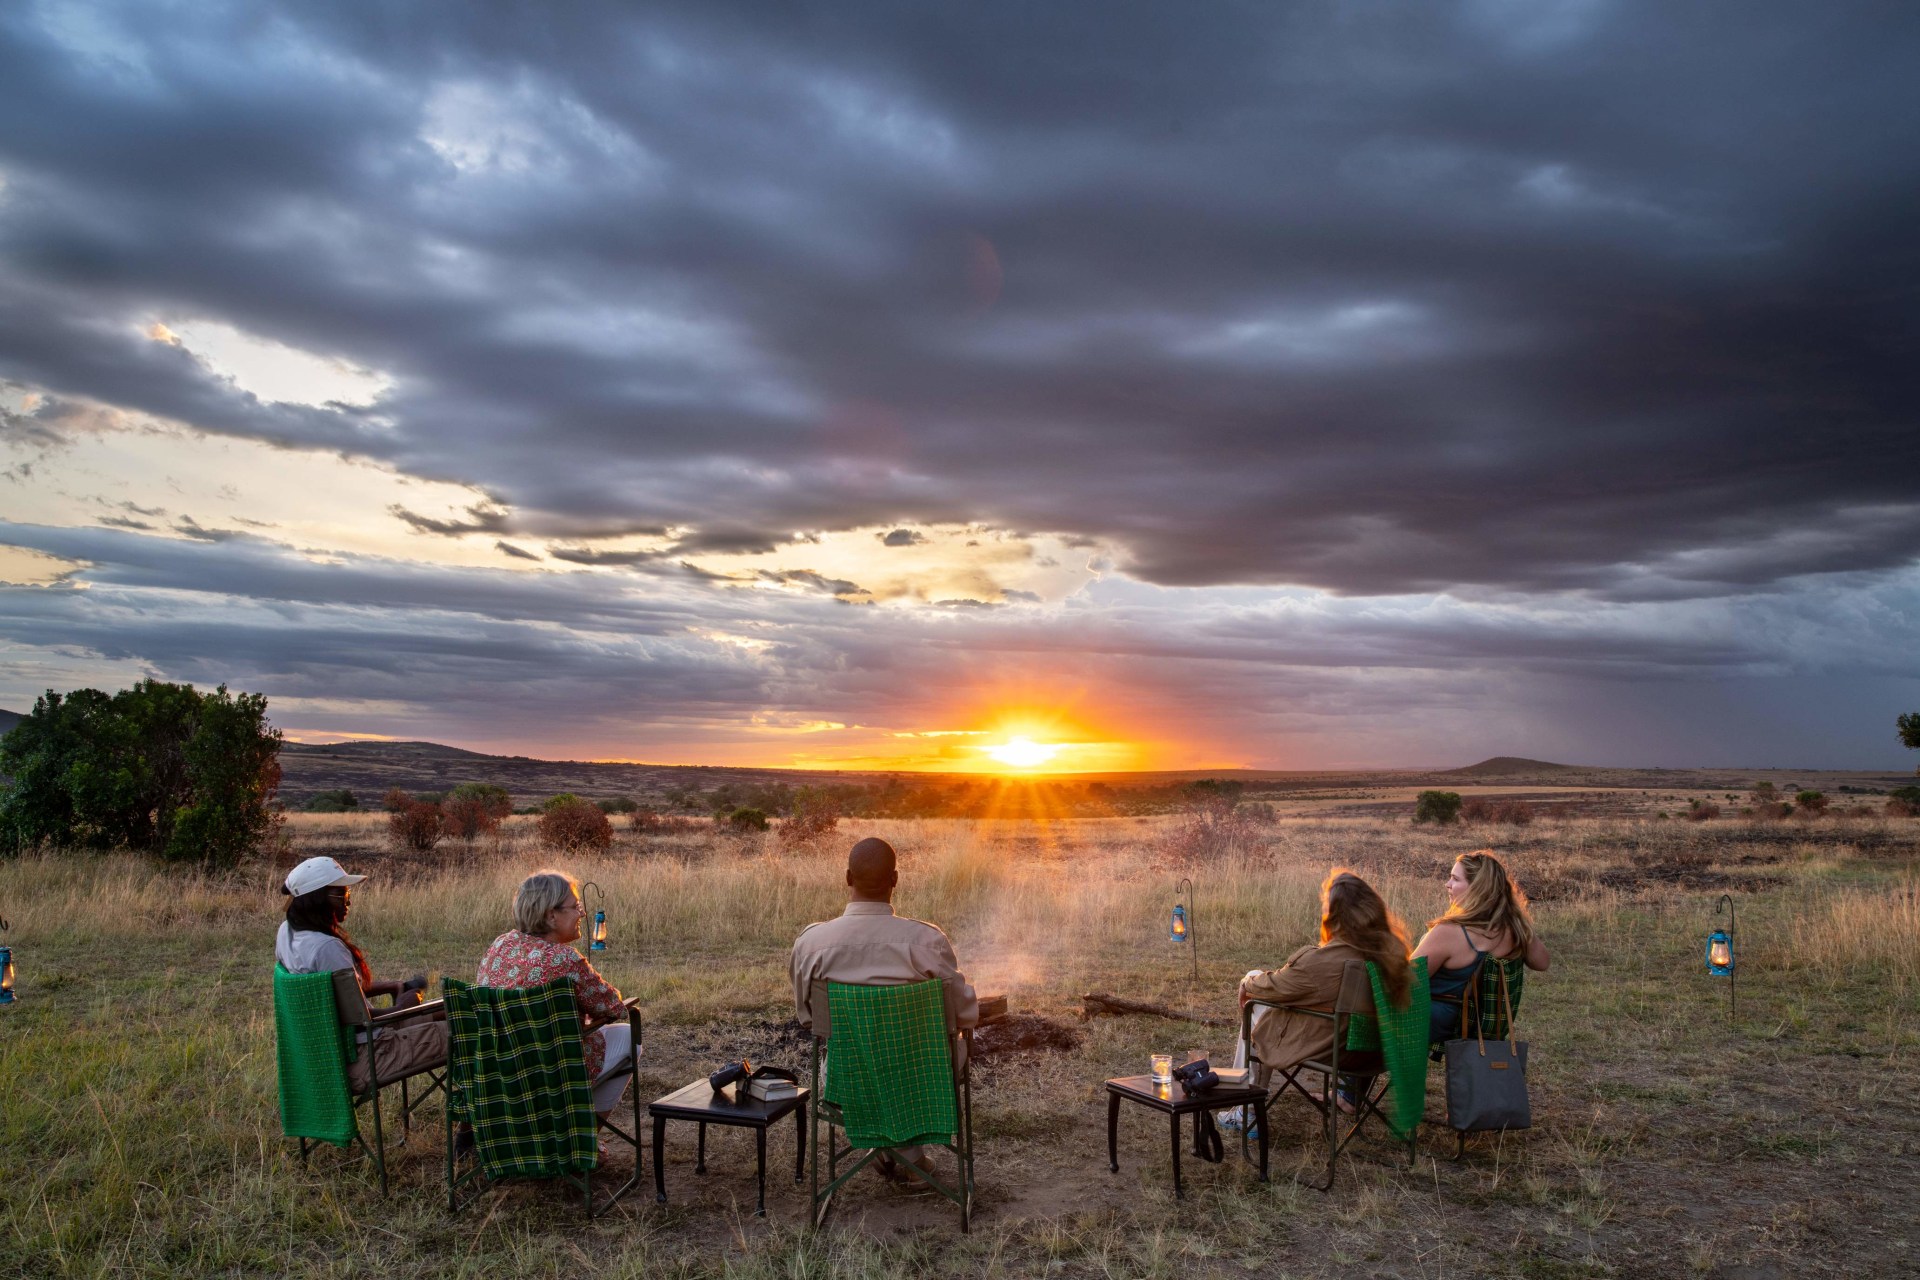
xmin=1240 ymin=940 xmax=1374 ymax=1073
xmin=790 ymin=901 xmax=979 ymax=1040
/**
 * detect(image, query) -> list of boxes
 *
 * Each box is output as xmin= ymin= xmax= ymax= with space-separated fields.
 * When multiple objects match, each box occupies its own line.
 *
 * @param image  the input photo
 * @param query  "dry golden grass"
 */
xmin=1 ymin=812 xmax=1916 ymax=1277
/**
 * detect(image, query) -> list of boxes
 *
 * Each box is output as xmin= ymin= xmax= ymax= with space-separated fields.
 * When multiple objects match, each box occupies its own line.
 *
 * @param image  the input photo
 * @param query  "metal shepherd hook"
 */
xmin=1716 ymin=893 xmax=1735 ymax=1021
xmin=1176 ymin=877 xmax=1197 ymax=986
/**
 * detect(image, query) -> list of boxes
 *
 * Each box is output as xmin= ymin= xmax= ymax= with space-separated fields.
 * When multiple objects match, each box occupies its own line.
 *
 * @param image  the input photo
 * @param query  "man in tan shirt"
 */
xmin=791 ymin=837 xmax=979 ymax=1043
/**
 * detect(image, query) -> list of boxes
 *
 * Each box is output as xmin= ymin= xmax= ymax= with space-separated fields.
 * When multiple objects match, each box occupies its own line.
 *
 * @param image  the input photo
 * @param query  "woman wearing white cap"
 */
xmin=277 ymin=856 xmax=448 ymax=1087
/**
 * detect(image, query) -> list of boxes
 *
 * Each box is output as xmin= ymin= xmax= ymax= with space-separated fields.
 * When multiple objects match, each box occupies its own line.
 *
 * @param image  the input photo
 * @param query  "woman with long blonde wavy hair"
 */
xmin=1412 ymin=850 xmax=1550 ymax=1044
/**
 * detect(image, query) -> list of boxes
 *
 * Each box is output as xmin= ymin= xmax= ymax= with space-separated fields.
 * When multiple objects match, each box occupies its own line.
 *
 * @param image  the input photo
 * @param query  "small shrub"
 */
xmin=1413 ymin=791 xmax=1462 ymax=825
xmin=382 ymin=787 xmax=413 ymax=813
xmin=596 ymin=796 xmax=639 ymax=814
xmin=539 ymin=797 xmax=614 ymax=852
xmin=303 ymin=789 xmax=359 ymax=813
xmin=724 ymin=807 xmax=770 ymax=833
xmin=1794 ymin=790 xmax=1829 ymax=815
xmin=1887 ymin=786 xmax=1920 ymax=818
xmin=1493 ymin=799 xmax=1534 ymax=825
xmin=777 ymin=790 xmax=840 ymax=849
xmin=542 ymin=793 xmax=584 ymax=813
xmin=1686 ymin=800 xmax=1722 ymax=822
xmin=387 ymin=800 xmax=445 ymax=853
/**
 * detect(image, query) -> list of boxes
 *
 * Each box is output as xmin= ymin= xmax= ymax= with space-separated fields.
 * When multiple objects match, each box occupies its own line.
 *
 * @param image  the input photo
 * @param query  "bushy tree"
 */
xmin=1794 ymin=790 xmax=1829 ymax=815
xmin=539 ymin=796 xmax=614 ymax=852
xmin=387 ymin=797 xmax=445 ymax=852
xmin=1413 ymin=790 xmax=1463 ymax=825
xmin=304 ymin=789 xmax=359 ymax=813
xmin=0 ymin=681 xmax=282 ymax=867
xmin=1900 ymin=713 xmax=1920 ymax=772
xmin=596 ymin=796 xmax=638 ymax=814
xmin=444 ymin=782 xmax=511 ymax=840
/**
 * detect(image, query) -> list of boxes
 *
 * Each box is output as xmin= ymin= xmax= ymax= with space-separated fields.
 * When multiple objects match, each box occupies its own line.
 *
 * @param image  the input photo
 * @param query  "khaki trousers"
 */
xmin=348 ymin=1018 xmax=449 ymax=1093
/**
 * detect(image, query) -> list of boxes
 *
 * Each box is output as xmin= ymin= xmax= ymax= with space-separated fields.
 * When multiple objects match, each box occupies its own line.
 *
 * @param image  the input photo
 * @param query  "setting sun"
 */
xmin=984 ymin=736 xmax=1060 ymax=769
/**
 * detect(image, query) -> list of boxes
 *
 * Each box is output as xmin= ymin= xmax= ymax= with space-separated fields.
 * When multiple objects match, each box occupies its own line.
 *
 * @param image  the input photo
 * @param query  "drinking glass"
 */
xmin=1150 ymin=1052 xmax=1173 ymax=1084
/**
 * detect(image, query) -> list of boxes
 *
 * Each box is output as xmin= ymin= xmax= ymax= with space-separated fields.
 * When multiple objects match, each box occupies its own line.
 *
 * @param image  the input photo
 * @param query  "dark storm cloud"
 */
xmin=2 ymin=1 xmax=1916 ymax=600
xmin=881 ymin=529 xmax=928 ymax=547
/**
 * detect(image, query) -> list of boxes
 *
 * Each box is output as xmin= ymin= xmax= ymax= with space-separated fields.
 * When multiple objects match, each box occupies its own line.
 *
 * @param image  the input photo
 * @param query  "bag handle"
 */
xmin=1495 ymin=961 xmax=1518 ymax=1055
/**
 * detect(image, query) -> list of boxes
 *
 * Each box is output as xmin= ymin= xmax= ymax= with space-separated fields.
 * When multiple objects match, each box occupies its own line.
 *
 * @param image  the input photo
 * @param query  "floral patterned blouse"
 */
xmin=475 ymin=929 xmax=626 ymax=1078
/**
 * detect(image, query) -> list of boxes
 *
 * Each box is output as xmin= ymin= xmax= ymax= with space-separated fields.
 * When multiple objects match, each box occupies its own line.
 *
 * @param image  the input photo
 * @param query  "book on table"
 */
xmin=749 ymin=1078 xmax=798 ymax=1102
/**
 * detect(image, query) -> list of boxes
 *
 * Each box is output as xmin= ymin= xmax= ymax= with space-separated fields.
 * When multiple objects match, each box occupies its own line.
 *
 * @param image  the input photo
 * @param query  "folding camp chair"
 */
xmin=1243 ymin=958 xmax=1430 ymax=1191
xmin=808 ymin=979 xmax=975 ymax=1232
xmin=273 ymin=964 xmax=447 ymax=1196
xmin=443 ymin=977 xmax=643 ymax=1219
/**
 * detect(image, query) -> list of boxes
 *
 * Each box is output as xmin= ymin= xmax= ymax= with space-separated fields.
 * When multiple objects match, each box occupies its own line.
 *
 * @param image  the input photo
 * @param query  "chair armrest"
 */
xmin=1244 ymin=998 xmax=1335 ymax=1017
xmin=372 ymin=997 xmax=444 ymax=1028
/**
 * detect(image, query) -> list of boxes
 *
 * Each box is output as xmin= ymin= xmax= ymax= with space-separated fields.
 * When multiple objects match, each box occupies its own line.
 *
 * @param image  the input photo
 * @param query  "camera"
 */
xmin=709 ymin=1060 xmax=753 ymax=1093
xmin=1171 ymin=1058 xmax=1219 ymax=1094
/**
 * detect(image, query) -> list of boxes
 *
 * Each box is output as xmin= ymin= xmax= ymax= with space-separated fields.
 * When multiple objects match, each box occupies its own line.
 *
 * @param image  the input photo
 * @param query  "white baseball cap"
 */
xmin=284 ymin=856 xmax=368 ymax=897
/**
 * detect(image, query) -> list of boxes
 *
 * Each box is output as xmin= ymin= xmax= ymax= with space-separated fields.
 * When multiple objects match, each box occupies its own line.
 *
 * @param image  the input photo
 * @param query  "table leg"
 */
xmin=1169 ymin=1111 xmax=1183 ymax=1200
xmin=1106 ymin=1093 xmax=1120 ymax=1173
xmin=652 ymin=1115 xmax=667 ymax=1204
xmin=794 ymin=1104 xmax=807 ymax=1183
xmin=696 ymin=1121 xmax=707 ymax=1174
xmin=755 ymin=1125 xmax=768 ymax=1217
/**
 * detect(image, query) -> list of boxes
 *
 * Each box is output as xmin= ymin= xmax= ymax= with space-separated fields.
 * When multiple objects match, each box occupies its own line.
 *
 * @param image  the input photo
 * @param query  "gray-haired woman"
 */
xmin=475 ymin=869 xmax=637 ymax=1115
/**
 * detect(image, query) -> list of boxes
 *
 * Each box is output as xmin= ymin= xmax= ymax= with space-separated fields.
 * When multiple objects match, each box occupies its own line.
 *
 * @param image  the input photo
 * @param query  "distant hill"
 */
xmin=0 ymin=708 xmax=21 ymax=740
xmin=1448 ymin=756 xmax=1583 ymax=776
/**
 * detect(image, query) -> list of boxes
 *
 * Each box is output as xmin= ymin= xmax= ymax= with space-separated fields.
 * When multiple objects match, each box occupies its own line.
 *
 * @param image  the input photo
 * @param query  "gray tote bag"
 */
xmin=1443 ymin=965 xmax=1531 ymax=1133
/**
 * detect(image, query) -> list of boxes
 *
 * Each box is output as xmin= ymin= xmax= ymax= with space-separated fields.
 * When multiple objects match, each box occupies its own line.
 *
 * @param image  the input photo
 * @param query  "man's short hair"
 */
xmin=847 ymin=837 xmax=897 ymax=894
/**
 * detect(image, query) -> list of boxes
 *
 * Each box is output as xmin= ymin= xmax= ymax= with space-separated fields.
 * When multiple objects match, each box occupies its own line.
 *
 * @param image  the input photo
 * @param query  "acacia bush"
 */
xmin=444 ymin=782 xmax=512 ymax=841
xmin=723 ymin=807 xmax=770 ymax=833
xmin=1686 ymin=800 xmax=1722 ymax=822
xmin=1795 ymin=790 xmax=1829 ymax=816
xmin=1462 ymin=797 xmax=1535 ymax=825
xmin=387 ymin=798 xmax=445 ymax=853
xmin=540 ymin=797 xmax=614 ymax=852
xmin=303 ymin=789 xmax=359 ymax=813
xmin=630 ymin=807 xmax=703 ymax=835
xmin=1414 ymin=790 xmax=1463 ymax=825
xmin=1887 ymin=786 xmax=1920 ymax=818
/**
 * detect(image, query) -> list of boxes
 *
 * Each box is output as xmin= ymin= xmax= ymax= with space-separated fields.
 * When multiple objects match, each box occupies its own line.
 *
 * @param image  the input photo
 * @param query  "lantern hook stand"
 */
xmin=1715 ymin=893 xmax=1734 ymax=1022
xmin=580 ymin=881 xmax=607 ymax=953
xmin=1174 ymin=877 xmax=1198 ymax=987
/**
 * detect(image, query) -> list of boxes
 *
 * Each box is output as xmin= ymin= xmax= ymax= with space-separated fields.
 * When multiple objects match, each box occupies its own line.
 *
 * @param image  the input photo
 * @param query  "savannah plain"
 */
xmin=2 ymin=760 xmax=1917 ymax=1279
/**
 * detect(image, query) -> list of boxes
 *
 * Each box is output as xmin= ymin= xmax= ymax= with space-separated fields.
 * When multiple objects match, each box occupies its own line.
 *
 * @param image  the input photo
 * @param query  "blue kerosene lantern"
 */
xmin=1169 ymin=878 xmax=1198 ymax=984
xmin=1707 ymin=893 xmax=1735 ymax=1020
xmin=581 ymin=881 xmax=608 ymax=952
xmin=0 ymin=915 xmax=15 ymax=1006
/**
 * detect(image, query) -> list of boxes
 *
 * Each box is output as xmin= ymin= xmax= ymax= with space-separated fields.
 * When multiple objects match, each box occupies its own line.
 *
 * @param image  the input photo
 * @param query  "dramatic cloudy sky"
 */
xmin=2 ymin=1 xmax=1917 ymax=771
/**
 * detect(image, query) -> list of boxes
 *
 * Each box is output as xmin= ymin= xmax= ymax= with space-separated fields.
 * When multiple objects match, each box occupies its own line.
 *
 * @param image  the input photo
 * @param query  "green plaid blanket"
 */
xmin=824 ymin=979 xmax=958 ymax=1150
xmin=443 ymin=978 xmax=597 ymax=1182
xmin=274 ymin=964 xmax=357 ymax=1147
xmin=1465 ymin=957 xmax=1526 ymax=1039
xmin=1352 ymin=957 xmax=1430 ymax=1137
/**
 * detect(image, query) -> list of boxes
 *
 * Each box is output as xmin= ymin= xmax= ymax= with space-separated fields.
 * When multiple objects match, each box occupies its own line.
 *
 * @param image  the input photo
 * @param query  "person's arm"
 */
xmin=919 ymin=928 xmax=978 ymax=1031
xmin=1239 ymin=946 xmax=1326 ymax=1007
xmin=572 ymin=956 xmax=627 ymax=1028
xmin=790 ymin=937 xmax=816 ymax=1034
xmin=1412 ymin=926 xmax=1460 ymax=971
xmin=1523 ymin=933 xmax=1550 ymax=972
